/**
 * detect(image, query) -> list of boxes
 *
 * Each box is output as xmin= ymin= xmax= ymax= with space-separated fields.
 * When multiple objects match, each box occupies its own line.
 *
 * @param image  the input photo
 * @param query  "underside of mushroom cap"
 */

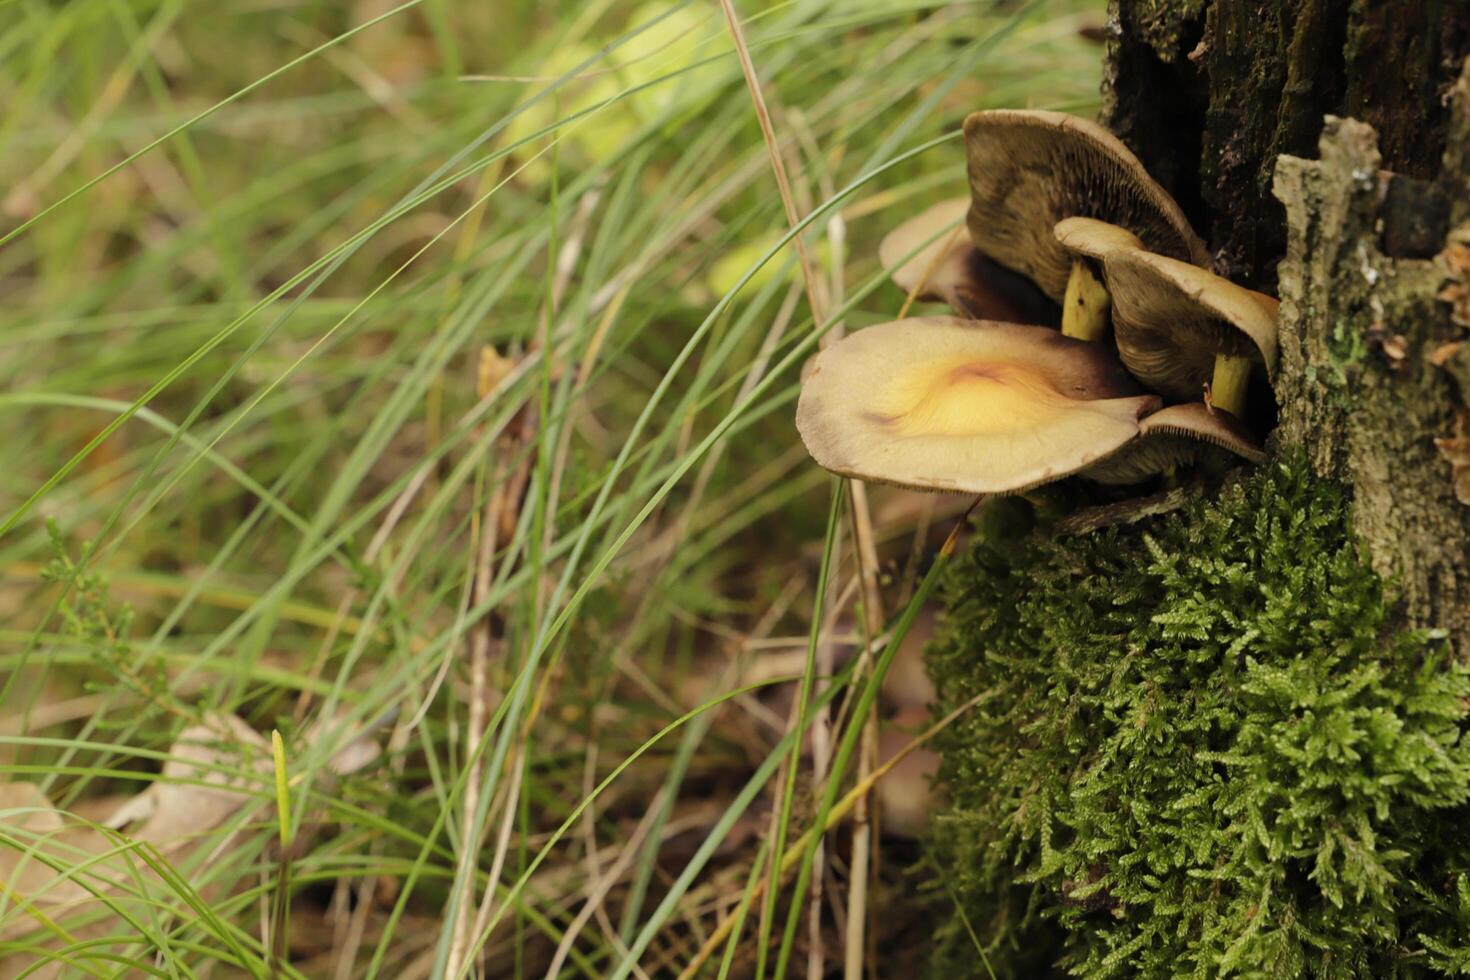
xmin=1084 ymin=402 xmax=1267 ymax=484
xmin=796 ymin=317 xmax=1160 ymax=495
xmin=1141 ymin=402 xmax=1266 ymax=462
xmin=880 ymin=198 xmax=1059 ymax=325
xmin=1104 ymin=248 xmax=1280 ymax=402
xmin=963 ymin=110 xmax=1208 ymax=302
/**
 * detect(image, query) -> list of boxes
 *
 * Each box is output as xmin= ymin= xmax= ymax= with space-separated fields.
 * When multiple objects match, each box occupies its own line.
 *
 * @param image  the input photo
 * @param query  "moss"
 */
xmin=925 ymin=456 xmax=1470 ymax=978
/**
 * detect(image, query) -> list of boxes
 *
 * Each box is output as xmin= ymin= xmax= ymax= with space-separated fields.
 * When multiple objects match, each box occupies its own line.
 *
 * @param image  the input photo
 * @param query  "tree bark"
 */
xmin=1104 ymin=0 xmax=1470 ymax=290
xmin=1272 ymin=112 xmax=1470 ymax=653
xmin=1100 ymin=0 xmax=1470 ymax=653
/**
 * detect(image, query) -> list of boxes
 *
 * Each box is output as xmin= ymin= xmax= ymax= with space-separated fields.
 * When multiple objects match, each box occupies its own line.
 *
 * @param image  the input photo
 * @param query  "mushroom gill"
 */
xmin=1083 ymin=402 xmax=1267 ymax=485
xmin=963 ymin=109 xmax=1209 ymax=308
xmin=1103 ymin=249 xmax=1279 ymax=415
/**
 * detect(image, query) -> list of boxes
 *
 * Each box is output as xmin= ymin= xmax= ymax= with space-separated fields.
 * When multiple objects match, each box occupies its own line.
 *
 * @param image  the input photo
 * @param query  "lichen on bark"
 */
xmin=1099 ymin=0 xmax=1470 ymax=661
xmin=1122 ymin=0 xmax=1206 ymax=61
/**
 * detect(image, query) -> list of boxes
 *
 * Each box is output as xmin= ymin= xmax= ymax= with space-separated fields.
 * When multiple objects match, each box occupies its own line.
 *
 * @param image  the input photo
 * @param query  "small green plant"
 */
xmin=41 ymin=519 xmax=200 ymax=729
xmin=926 ymin=457 xmax=1470 ymax=978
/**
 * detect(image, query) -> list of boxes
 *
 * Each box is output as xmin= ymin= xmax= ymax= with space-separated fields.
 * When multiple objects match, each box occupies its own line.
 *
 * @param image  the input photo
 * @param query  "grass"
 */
xmin=1 ymin=0 xmax=1102 ymax=975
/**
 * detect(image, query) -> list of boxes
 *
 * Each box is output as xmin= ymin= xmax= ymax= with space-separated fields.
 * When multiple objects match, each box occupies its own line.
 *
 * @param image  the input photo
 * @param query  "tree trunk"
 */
xmin=1105 ymin=0 xmax=1470 ymax=651
xmin=1104 ymin=0 xmax=1470 ymax=289
xmin=925 ymin=10 xmax=1470 ymax=975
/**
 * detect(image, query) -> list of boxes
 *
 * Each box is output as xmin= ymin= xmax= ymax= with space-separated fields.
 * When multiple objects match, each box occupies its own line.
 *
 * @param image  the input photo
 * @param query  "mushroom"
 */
xmin=883 ymin=607 xmax=938 ymax=710
xmin=795 ymin=317 xmax=1160 ymax=495
xmin=1083 ymin=402 xmax=1266 ymax=485
xmin=963 ymin=110 xmax=1208 ymax=342
xmin=876 ymin=707 xmax=940 ymax=839
xmin=1052 ymin=217 xmax=1147 ymax=343
xmin=1102 ymin=248 xmax=1279 ymax=417
xmin=1054 ymin=216 xmax=1147 ymax=266
xmin=879 ymin=197 xmax=1059 ymax=326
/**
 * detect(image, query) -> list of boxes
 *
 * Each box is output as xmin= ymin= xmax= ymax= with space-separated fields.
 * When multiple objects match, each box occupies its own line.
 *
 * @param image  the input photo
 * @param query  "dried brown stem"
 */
xmin=677 ymin=690 xmax=991 ymax=980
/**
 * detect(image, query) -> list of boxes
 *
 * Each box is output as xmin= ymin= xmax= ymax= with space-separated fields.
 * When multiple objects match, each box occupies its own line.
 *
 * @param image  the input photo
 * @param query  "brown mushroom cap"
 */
xmin=880 ymin=198 xmax=1059 ymax=325
xmin=1103 ymin=249 xmax=1280 ymax=402
xmin=1054 ymin=216 xmax=1146 ymax=262
xmin=963 ymin=110 xmax=1208 ymax=301
xmin=1084 ymin=402 xmax=1266 ymax=484
xmin=796 ymin=317 xmax=1160 ymax=494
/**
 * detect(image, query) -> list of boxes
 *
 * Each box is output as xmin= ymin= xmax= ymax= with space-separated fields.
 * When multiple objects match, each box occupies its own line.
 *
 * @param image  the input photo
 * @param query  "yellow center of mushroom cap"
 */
xmin=874 ymin=357 xmax=1072 ymax=437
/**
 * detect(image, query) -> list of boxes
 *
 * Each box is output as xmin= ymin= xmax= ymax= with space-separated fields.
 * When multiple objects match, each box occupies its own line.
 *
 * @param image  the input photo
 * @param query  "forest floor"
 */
xmin=1 ymin=1 xmax=1101 ymax=975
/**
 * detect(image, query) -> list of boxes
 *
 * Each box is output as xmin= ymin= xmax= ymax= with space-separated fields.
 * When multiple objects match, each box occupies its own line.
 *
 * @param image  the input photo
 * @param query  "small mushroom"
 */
xmin=1054 ymin=216 xmax=1146 ymax=263
xmin=879 ymin=197 xmax=1059 ymax=325
xmin=1102 ymin=249 xmax=1279 ymax=417
xmin=876 ymin=707 xmax=940 ymax=839
xmin=963 ymin=110 xmax=1208 ymax=342
xmin=1052 ymin=217 xmax=1147 ymax=343
xmin=1084 ymin=402 xmax=1266 ymax=485
xmin=884 ymin=608 xmax=938 ymax=710
xmin=796 ymin=317 xmax=1160 ymax=495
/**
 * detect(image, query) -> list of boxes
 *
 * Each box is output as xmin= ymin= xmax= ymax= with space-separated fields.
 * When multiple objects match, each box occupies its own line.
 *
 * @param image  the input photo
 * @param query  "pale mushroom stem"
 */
xmin=1061 ymin=259 xmax=1110 ymax=343
xmin=1210 ymin=354 xmax=1252 ymax=418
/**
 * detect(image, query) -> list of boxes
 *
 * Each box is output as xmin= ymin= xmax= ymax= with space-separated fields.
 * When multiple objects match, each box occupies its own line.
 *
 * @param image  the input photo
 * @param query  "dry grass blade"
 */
xmin=714 ymin=4 xmax=896 ymax=975
xmin=677 ymin=688 xmax=991 ymax=980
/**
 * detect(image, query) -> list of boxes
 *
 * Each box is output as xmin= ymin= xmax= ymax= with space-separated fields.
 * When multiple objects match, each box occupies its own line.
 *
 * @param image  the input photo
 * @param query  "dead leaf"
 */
xmin=302 ymin=709 xmax=386 ymax=776
xmin=478 ymin=345 xmax=516 ymax=399
xmin=1435 ymin=411 xmax=1470 ymax=506
xmin=107 ymin=713 xmax=271 ymax=848
xmin=1 ymin=782 xmax=71 ymax=900
xmin=1431 ymin=341 xmax=1464 ymax=367
xmin=1437 ymin=229 xmax=1470 ymax=330
xmin=1436 ymin=436 xmax=1470 ymax=506
xmin=884 ymin=608 xmax=938 ymax=711
xmin=0 ymin=782 xmax=111 ymax=953
xmin=1 ymin=714 xmax=321 ymax=967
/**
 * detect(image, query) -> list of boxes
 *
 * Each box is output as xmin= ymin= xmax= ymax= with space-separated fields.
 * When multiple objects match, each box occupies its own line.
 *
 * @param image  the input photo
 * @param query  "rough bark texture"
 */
xmin=1272 ymin=112 xmax=1470 ymax=653
xmin=926 ymin=10 xmax=1470 ymax=976
xmin=1103 ymin=0 xmax=1470 ymax=291
xmin=1102 ymin=0 xmax=1470 ymax=651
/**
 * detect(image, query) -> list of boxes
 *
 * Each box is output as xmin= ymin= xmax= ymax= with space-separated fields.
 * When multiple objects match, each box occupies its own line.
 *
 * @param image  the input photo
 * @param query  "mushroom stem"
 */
xmin=1061 ymin=259 xmax=1110 ymax=343
xmin=1020 ymin=483 xmax=1075 ymax=523
xmin=1210 ymin=354 xmax=1253 ymax=418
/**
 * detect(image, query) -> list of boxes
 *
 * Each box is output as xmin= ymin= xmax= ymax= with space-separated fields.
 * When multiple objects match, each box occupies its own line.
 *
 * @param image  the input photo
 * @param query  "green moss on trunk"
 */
xmin=926 ymin=458 xmax=1470 ymax=978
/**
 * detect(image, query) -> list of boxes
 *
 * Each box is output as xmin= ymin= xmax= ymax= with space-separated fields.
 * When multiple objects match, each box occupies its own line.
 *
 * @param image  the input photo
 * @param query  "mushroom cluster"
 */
xmin=797 ymin=110 xmax=1279 ymax=497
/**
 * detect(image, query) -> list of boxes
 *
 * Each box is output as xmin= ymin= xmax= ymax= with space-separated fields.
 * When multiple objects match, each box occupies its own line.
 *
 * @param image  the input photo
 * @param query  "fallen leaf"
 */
xmin=1436 ymin=410 xmax=1470 ymax=506
xmin=1435 ymin=435 xmax=1470 ymax=506
xmin=1431 ymin=341 xmax=1463 ymax=367
xmin=107 ymin=712 xmax=271 ymax=848
xmin=0 ymin=782 xmax=110 ymax=954
xmin=302 ymin=708 xmax=387 ymax=776
xmin=478 ymin=345 xmax=516 ymax=399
